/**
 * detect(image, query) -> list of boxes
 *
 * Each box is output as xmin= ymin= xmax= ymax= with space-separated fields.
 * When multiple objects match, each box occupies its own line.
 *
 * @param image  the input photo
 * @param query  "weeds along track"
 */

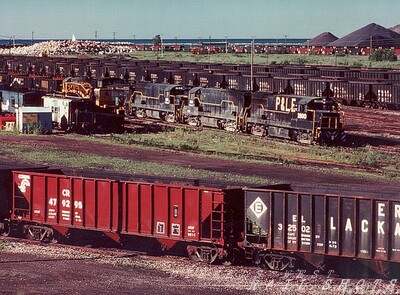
xmin=124 ymin=108 xmax=400 ymax=155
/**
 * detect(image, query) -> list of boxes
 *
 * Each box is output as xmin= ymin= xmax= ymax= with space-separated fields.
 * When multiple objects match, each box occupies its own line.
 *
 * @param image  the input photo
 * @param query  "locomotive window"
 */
xmin=308 ymin=100 xmax=336 ymax=111
xmin=298 ymin=105 xmax=306 ymax=112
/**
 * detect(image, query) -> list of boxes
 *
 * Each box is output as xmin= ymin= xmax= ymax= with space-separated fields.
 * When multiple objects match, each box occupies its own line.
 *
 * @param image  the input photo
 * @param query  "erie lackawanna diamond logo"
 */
xmin=250 ymin=197 xmax=267 ymax=218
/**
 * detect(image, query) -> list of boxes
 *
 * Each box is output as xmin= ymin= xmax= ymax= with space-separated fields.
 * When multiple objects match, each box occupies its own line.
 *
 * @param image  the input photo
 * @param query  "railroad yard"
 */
xmin=0 ymin=103 xmax=399 ymax=294
xmin=1 ymin=50 xmax=400 ymax=294
xmin=4 ymin=1 xmax=400 ymax=292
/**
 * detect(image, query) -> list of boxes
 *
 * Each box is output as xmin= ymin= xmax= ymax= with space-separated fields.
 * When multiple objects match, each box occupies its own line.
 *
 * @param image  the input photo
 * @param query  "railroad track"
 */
xmin=344 ymin=106 xmax=400 ymax=137
xmin=124 ymin=110 xmax=400 ymax=153
xmin=122 ymin=112 xmax=400 ymax=177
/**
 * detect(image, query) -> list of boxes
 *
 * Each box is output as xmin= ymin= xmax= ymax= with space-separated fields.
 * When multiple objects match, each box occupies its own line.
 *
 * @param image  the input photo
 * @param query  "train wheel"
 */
xmin=251 ymin=125 xmax=266 ymax=136
xmin=136 ymin=109 xmax=147 ymax=118
xmin=47 ymin=230 xmax=60 ymax=244
xmin=265 ymin=255 xmax=296 ymax=271
xmin=187 ymin=246 xmax=201 ymax=262
xmin=289 ymin=130 xmax=299 ymax=142
xmin=25 ymin=226 xmax=36 ymax=240
xmin=0 ymin=221 xmax=11 ymax=237
xmin=159 ymin=112 xmax=166 ymax=121
xmin=24 ymin=225 xmax=55 ymax=242
xmin=257 ymin=253 xmax=296 ymax=271
xmin=187 ymin=246 xmax=218 ymax=264
xmin=220 ymin=250 xmax=236 ymax=266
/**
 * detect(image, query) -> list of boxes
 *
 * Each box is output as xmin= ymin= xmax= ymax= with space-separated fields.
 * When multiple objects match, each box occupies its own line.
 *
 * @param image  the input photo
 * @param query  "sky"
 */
xmin=1 ymin=0 xmax=400 ymax=41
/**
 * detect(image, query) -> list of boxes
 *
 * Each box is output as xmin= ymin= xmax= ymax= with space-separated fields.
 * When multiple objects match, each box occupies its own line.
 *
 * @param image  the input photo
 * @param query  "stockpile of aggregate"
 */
xmin=0 ymin=40 xmax=137 ymax=56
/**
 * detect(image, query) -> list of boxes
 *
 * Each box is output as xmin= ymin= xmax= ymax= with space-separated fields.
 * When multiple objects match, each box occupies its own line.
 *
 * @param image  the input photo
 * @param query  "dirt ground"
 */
xmin=0 ymin=249 xmax=242 ymax=295
xmin=0 ymin=131 xmax=400 ymax=295
xmin=2 ymin=241 xmax=400 ymax=295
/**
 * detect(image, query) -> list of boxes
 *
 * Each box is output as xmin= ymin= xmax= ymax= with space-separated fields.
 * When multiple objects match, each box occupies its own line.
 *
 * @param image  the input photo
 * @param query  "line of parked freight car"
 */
xmin=1 ymin=166 xmax=400 ymax=278
xmin=4 ymin=54 xmax=400 ymax=82
xmin=0 ymin=55 xmax=400 ymax=109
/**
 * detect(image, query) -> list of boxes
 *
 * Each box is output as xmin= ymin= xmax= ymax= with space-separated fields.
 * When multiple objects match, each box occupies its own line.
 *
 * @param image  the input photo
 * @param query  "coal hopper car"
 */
xmin=241 ymin=186 xmax=400 ymax=277
xmin=4 ymin=170 xmax=244 ymax=264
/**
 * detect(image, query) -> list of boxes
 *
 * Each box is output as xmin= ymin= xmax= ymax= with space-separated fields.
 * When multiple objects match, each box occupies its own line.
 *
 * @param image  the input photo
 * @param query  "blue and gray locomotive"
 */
xmin=126 ymin=82 xmax=345 ymax=145
xmin=126 ymin=82 xmax=190 ymax=123
xmin=246 ymin=92 xmax=345 ymax=144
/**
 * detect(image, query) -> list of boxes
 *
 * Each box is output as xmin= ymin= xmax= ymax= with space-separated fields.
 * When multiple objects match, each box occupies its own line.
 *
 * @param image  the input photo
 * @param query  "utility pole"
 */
xmin=31 ymin=31 xmax=34 ymax=44
xmin=113 ymin=32 xmax=116 ymax=41
xmin=251 ymin=36 xmax=255 ymax=92
xmin=284 ymin=34 xmax=288 ymax=47
xmin=225 ymin=36 xmax=228 ymax=54
xmin=370 ymin=35 xmax=373 ymax=55
xmin=95 ymin=31 xmax=98 ymax=40
xmin=161 ymin=34 xmax=164 ymax=57
xmin=208 ymin=36 xmax=211 ymax=62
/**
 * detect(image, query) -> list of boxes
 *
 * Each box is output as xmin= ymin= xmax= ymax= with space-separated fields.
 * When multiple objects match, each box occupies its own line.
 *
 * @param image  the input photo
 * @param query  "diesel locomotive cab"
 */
xmin=297 ymin=97 xmax=345 ymax=145
xmin=127 ymin=83 xmax=189 ymax=122
xmin=250 ymin=94 xmax=345 ymax=145
xmin=183 ymin=87 xmax=242 ymax=131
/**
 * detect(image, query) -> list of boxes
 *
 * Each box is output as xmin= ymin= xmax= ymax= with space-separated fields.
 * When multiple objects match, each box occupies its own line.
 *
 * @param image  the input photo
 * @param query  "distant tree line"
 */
xmin=369 ymin=49 xmax=397 ymax=61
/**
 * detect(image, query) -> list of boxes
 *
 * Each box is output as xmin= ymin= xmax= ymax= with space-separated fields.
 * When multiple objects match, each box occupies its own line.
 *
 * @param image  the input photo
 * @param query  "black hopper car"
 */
xmin=126 ymin=82 xmax=345 ymax=145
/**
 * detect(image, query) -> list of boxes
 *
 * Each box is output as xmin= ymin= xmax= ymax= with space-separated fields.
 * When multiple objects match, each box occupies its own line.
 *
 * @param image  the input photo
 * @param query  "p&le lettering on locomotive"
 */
xmin=1 ymin=168 xmax=400 ymax=277
xmin=125 ymin=82 xmax=345 ymax=145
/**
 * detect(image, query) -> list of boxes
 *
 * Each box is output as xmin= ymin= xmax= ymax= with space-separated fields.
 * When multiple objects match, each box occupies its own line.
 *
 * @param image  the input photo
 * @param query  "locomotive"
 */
xmin=1 ymin=167 xmax=400 ymax=277
xmin=126 ymin=82 xmax=345 ymax=145
xmin=126 ymin=82 xmax=189 ymax=122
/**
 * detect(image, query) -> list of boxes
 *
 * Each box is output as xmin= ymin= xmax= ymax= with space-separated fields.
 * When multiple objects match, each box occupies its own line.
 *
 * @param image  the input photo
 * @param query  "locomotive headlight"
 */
xmin=322 ymin=98 xmax=326 ymax=104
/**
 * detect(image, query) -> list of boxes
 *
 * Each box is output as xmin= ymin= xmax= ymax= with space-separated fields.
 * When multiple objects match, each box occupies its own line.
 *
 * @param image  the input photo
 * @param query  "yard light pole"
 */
xmin=370 ymin=35 xmax=373 ymax=55
xmin=161 ymin=34 xmax=164 ymax=57
xmin=251 ymin=36 xmax=255 ymax=92
xmin=208 ymin=36 xmax=211 ymax=62
xmin=10 ymin=78 xmax=22 ymax=132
